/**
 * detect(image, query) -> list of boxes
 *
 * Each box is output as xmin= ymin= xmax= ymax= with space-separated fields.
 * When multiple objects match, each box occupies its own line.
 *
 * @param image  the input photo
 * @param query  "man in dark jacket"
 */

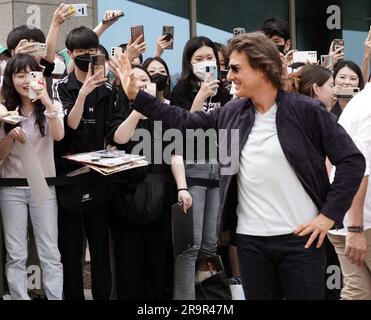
xmin=114 ymin=32 xmax=365 ymax=300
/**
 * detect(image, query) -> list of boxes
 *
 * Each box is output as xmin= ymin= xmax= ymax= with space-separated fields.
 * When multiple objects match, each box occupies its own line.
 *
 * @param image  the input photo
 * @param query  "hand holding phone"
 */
xmin=205 ymin=65 xmax=218 ymax=97
xmin=34 ymin=43 xmax=47 ymax=58
xmin=332 ymin=39 xmax=344 ymax=54
xmin=102 ymin=10 xmax=124 ymax=24
xmin=162 ymin=26 xmax=174 ymax=49
xmin=90 ymin=54 xmax=105 ymax=76
xmin=131 ymin=25 xmax=145 ymax=44
xmin=28 ymin=71 xmax=44 ymax=100
xmin=65 ymin=4 xmax=88 ymax=17
xmin=320 ymin=55 xmax=333 ymax=69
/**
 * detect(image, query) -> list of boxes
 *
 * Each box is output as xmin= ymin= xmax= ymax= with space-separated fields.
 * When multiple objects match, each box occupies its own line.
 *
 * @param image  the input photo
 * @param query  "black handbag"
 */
xmin=195 ymin=272 xmax=232 ymax=300
xmin=115 ymin=179 xmax=167 ymax=226
xmin=56 ymin=174 xmax=114 ymax=214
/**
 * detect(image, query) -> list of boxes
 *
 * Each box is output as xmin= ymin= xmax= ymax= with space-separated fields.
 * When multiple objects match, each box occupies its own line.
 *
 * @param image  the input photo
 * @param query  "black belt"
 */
xmin=0 ymin=174 xmax=219 ymax=188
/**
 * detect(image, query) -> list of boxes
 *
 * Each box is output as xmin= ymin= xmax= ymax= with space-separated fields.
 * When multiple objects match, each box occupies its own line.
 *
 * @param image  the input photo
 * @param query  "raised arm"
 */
xmin=45 ymin=3 xmax=69 ymax=64
xmin=93 ymin=10 xmax=123 ymax=38
xmin=110 ymin=52 xmax=220 ymax=133
xmin=360 ymin=34 xmax=371 ymax=85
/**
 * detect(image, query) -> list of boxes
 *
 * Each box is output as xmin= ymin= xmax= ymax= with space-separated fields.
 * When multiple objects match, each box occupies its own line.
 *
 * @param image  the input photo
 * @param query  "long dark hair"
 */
xmin=1 ymin=54 xmax=46 ymax=136
xmin=142 ymin=57 xmax=171 ymax=100
xmin=179 ymin=36 xmax=220 ymax=89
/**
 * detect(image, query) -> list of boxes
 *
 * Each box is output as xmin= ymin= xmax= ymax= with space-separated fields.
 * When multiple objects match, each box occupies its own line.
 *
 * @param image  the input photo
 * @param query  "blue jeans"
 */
xmin=236 ymin=233 xmax=326 ymax=300
xmin=173 ymin=163 xmax=219 ymax=300
xmin=0 ymin=187 xmax=63 ymax=300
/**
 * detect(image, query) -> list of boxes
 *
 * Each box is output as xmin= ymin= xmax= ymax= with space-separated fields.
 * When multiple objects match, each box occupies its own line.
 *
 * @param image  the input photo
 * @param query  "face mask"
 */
xmin=74 ymin=53 xmax=91 ymax=72
xmin=151 ymin=73 xmax=168 ymax=91
xmin=192 ymin=60 xmax=217 ymax=82
xmin=52 ymin=59 xmax=66 ymax=76
xmin=276 ymin=44 xmax=285 ymax=54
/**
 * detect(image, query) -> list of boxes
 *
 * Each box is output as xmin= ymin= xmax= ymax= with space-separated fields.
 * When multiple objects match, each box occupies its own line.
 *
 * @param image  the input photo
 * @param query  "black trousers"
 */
xmin=236 ymin=233 xmax=326 ymax=300
xmin=58 ymin=204 xmax=112 ymax=300
xmin=110 ymin=207 xmax=173 ymax=300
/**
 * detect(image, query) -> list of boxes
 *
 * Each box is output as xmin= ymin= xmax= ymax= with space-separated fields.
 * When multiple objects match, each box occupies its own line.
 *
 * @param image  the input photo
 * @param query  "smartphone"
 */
xmin=336 ymin=87 xmax=360 ymax=99
xmin=292 ymin=51 xmax=317 ymax=64
xmin=368 ymin=25 xmax=371 ymax=41
xmin=28 ymin=71 xmax=44 ymax=100
xmin=320 ymin=55 xmax=333 ymax=68
xmin=233 ymin=27 xmax=246 ymax=37
xmin=34 ymin=42 xmax=47 ymax=58
xmin=332 ymin=39 xmax=344 ymax=53
xmin=90 ymin=54 xmax=105 ymax=76
xmin=102 ymin=11 xmax=124 ymax=24
xmin=65 ymin=4 xmax=88 ymax=17
xmin=162 ymin=26 xmax=174 ymax=49
xmin=206 ymin=65 xmax=218 ymax=97
xmin=144 ymin=83 xmax=157 ymax=96
xmin=131 ymin=25 xmax=145 ymax=44
xmin=110 ymin=47 xmax=122 ymax=58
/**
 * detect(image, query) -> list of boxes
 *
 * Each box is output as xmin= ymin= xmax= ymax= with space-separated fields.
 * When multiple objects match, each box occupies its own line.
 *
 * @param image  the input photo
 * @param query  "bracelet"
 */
xmin=347 ymin=225 xmax=364 ymax=233
xmin=177 ymin=188 xmax=189 ymax=193
xmin=44 ymin=109 xmax=58 ymax=119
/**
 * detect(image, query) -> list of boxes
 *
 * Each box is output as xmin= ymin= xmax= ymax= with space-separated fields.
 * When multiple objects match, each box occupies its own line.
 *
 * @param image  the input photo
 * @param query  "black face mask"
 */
xmin=74 ymin=53 xmax=91 ymax=72
xmin=150 ymin=73 xmax=168 ymax=91
xmin=276 ymin=44 xmax=285 ymax=54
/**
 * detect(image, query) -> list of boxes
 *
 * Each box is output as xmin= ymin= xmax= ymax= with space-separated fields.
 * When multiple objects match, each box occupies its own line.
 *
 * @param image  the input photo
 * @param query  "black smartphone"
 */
xmin=131 ymin=25 xmax=145 ymax=44
xmin=102 ymin=11 xmax=124 ymax=24
xmin=162 ymin=26 xmax=174 ymax=49
xmin=90 ymin=54 xmax=105 ymax=76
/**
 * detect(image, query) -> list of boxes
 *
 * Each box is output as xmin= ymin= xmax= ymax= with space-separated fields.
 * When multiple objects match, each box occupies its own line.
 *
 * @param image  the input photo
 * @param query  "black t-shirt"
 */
xmin=170 ymin=81 xmax=231 ymax=162
xmin=53 ymin=72 xmax=112 ymax=174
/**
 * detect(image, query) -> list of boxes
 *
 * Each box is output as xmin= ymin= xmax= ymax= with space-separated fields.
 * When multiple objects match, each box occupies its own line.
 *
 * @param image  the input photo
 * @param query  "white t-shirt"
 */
xmin=236 ymin=104 xmax=318 ymax=236
xmin=330 ymin=83 xmax=371 ymax=235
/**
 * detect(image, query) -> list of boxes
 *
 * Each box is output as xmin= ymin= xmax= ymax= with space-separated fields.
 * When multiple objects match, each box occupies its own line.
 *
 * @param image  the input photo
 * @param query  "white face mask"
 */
xmin=192 ymin=60 xmax=217 ymax=82
xmin=52 ymin=59 xmax=66 ymax=76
